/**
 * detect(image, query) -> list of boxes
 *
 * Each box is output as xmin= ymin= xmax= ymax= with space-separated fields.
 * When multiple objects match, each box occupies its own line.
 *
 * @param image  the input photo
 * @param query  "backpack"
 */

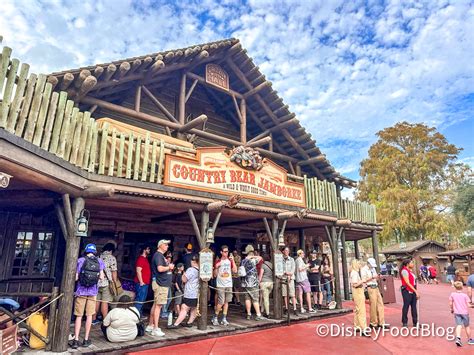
xmin=429 ymin=267 xmax=437 ymax=277
xmin=79 ymin=256 xmax=100 ymax=287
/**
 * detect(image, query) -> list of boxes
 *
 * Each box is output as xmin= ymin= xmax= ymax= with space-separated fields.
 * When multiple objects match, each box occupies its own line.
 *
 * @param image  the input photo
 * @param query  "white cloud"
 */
xmin=1 ymin=0 xmax=472 ymax=179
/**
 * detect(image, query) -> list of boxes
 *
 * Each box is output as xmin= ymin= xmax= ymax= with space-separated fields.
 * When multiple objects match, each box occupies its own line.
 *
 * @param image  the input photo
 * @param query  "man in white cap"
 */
xmin=361 ymin=257 xmax=388 ymax=329
xmin=146 ymin=239 xmax=174 ymax=337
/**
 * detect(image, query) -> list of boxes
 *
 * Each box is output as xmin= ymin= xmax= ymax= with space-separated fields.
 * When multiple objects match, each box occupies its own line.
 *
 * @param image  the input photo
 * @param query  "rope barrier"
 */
xmin=15 ymin=293 xmax=64 ymax=326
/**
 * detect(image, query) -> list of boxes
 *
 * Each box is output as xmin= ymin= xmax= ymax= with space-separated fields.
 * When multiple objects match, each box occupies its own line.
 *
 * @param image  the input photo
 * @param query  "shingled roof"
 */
xmin=47 ymin=38 xmax=356 ymax=187
xmin=381 ymin=240 xmax=446 ymax=254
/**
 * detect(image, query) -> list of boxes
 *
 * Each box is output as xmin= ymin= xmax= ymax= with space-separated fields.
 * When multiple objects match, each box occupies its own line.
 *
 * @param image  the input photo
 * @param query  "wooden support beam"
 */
xmin=232 ymin=95 xmax=243 ymax=122
xmin=243 ymin=81 xmax=272 ymax=99
xmin=245 ymin=136 xmax=272 ymax=148
xmin=187 ymin=209 xmax=201 ymax=242
xmin=151 ymin=211 xmax=189 ymax=223
xmin=185 ymin=79 xmax=198 ymax=103
xmin=178 ymin=114 xmax=207 ymax=133
xmin=240 ymin=98 xmax=246 ymax=144
xmin=141 ymin=85 xmax=178 ymax=123
xmin=248 ymin=117 xmax=298 ymax=144
xmin=81 ymin=186 xmax=115 ymax=198
xmin=220 ymin=218 xmax=263 ymax=228
xmin=340 ymin=229 xmax=350 ymax=300
xmin=372 ymin=229 xmax=380 ymax=273
xmin=134 ymin=85 xmax=142 ymax=112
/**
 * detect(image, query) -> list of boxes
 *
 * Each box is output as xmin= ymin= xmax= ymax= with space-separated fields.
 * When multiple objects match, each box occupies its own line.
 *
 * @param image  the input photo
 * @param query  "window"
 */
xmin=11 ymin=231 xmax=54 ymax=277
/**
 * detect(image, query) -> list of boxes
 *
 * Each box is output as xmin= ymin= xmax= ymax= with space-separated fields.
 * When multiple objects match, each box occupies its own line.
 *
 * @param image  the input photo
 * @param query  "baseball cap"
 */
xmin=367 ymin=257 xmax=377 ymax=268
xmin=311 ymin=250 xmax=318 ymax=254
xmin=158 ymin=239 xmax=171 ymax=247
xmin=185 ymin=243 xmax=193 ymax=250
xmin=85 ymin=243 xmax=97 ymax=254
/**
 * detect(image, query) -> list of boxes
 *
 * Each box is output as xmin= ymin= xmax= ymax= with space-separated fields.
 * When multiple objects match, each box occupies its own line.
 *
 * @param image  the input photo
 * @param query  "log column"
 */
xmin=52 ymin=195 xmax=85 ymax=352
xmin=325 ymin=225 xmax=342 ymax=309
xmin=298 ymin=229 xmax=305 ymax=253
xmin=354 ymin=240 xmax=360 ymax=259
xmin=340 ymin=229 xmax=350 ymax=300
xmin=178 ymin=72 xmax=186 ymax=140
xmin=372 ymin=230 xmax=380 ymax=273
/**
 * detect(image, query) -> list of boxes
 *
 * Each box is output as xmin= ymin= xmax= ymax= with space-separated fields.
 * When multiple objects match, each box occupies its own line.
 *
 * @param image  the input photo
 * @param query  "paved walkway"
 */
xmin=129 ymin=280 xmax=474 ymax=355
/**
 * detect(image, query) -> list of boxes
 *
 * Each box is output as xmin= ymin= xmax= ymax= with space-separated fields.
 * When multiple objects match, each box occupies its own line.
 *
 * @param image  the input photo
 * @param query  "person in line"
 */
xmin=446 ymin=263 xmax=457 ymax=286
xmin=361 ymin=257 xmax=388 ymax=329
xmin=467 ymin=272 xmax=474 ymax=304
xmin=168 ymin=255 xmax=200 ymax=328
xmin=182 ymin=243 xmax=195 ymax=270
xmin=173 ymin=263 xmax=185 ymax=317
xmin=428 ymin=264 xmax=439 ymax=284
xmin=101 ymin=294 xmax=139 ymax=342
xmin=24 ymin=299 xmax=48 ymax=350
xmin=160 ymin=251 xmax=174 ymax=319
xmin=386 ymin=261 xmax=393 ymax=276
xmin=134 ymin=246 xmax=151 ymax=316
xmin=308 ymin=251 xmax=323 ymax=309
xmin=282 ymin=246 xmax=297 ymax=315
xmin=321 ymin=255 xmax=333 ymax=306
xmin=295 ymin=249 xmax=316 ymax=314
xmin=146 ymin=240 xmax=174 ymax=337
xmin=449 ymin=281 xmax=474 ymax=346
xmin=241 ymin=245 xmax=265 ymax=320
xmin=95 ymin=243 xmax=118 ymax=324
xmin=350 ymin=259 xmax=369 ymax=336
xmin=258 ymin=253 xmax=274 ymax=318
xmin=212 ymin=245 xmax=237 ymax=326
xmin=232 ymin=249 xmax=242 ymax=305
xmin=70 ymin=244 xmax=105 ymax=349
xmin=380 ymin=262 xmax=387 ymax=275
xmin=400 ymin=258 xmax=420 ymax=327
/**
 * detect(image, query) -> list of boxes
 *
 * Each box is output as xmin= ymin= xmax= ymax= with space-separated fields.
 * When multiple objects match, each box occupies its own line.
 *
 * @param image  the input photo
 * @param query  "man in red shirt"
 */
xmin=134 ymin=246 xmax=151 ymax=316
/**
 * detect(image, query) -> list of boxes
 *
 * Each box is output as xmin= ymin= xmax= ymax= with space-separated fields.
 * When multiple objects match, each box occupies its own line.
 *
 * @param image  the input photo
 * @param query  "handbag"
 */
xmin=238 ymin=265 xmax=247 ymax=277
xmin=105 ymin=270 xmax=123 ymax=298
xmin=131 ymin=308 xmax=145 ymax=337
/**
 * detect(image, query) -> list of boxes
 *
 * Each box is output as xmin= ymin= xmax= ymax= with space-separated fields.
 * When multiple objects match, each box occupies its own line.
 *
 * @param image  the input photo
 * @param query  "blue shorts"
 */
xmin=467 ymin=274 xmax=474 ymax=288
xmin=446 ymin=275 xmax=455 ymax=282
xmin=454 ymin=314 xmax=469 ymax=327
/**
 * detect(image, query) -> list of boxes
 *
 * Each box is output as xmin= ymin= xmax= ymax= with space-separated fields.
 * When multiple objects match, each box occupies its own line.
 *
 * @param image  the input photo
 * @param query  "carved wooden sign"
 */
xmin=164 ymin=147 xmax=306 ymax=207
xmin=205 ymin=64 xmax=229 ymax=91
xmin=199 ymin=249 xmax=214 ymax=281
xmin=274 ymin=251 xmax=284 ymax=277
xmin=0 ymin=172 xmax=12 ymax=188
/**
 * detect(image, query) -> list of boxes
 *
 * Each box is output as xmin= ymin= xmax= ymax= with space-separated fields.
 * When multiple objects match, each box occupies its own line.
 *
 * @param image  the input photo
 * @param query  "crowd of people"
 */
xmin=65 ymin=241 xmax=336 ymax=348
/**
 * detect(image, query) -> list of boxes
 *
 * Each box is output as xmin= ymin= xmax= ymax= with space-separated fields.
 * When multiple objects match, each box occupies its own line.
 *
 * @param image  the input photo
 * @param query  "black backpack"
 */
xmin=79 ymin=256 xmax=100 ymax=287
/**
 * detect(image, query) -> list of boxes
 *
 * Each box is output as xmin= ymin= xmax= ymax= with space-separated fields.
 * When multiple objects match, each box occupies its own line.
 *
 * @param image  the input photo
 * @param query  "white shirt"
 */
xmin=216 ymin=259 xmax=233 ymax=288
xmin=295 ymin=257 xmax=308 ymax=282
xmin=283 ymin=256 xmax=296 ymax=280
xmin=361 ymin=265 xmax=378 ymax=286
xmin=350 ymin=270 xmax=362 ymax=287
xmin=102 ymin=307 xmax=139 ymax=342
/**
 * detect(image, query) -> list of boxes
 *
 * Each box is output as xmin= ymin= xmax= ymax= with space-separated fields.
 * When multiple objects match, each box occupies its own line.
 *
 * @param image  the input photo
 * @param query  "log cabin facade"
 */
xmin=0 ymin=38 xmax=381 ymax=351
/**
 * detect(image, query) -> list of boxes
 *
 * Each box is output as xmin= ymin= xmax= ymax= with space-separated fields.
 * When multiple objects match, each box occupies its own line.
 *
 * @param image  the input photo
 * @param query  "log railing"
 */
xmin=304 ymin=176 xmax=377 ymax=224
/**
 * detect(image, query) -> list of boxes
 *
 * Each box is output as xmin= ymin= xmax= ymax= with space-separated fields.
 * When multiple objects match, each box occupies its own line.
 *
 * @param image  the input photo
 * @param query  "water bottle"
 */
xmin=167 ymin=312 xmax=173 ymax=327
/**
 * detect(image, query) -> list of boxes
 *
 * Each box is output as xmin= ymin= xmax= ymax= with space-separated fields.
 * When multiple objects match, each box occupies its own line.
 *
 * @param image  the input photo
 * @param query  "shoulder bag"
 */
xmin=130 ymin=308 xmax=145 ymax=337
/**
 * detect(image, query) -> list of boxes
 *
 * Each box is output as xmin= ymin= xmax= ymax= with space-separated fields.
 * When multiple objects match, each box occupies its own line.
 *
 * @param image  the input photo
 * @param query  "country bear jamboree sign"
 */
xmin=164 ymin=147 xmax=306 ymax=207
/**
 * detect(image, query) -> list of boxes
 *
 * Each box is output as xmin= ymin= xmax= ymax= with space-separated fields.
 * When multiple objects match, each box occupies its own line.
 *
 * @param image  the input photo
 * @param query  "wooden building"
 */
xmin=0 ymin=38 xmax=381 ymax=351
xmin=437 ymin=247 xmax=474 ymax=283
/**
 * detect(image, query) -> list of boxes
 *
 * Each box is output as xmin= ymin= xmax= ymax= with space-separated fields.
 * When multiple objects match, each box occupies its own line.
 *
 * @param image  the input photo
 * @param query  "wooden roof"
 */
xmin=438 ymin=247 xmax=474 ymax=257
xmin=47 ymin=38 xmax=356 ymax=187
xmin=381 ymin=240 xmax=446 ymax=254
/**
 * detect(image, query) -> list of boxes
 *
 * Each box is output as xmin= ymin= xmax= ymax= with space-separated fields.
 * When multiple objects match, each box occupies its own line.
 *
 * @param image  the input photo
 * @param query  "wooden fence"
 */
xmin=304 ymin=176 xmax=377 ymax=224
xmin=0 ymin=46 xmax=194 ymax=182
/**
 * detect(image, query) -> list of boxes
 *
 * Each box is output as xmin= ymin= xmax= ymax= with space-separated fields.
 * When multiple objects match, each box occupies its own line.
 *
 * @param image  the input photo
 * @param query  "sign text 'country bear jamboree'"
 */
xmin=164 ymin=147 xmax=306 ymax=207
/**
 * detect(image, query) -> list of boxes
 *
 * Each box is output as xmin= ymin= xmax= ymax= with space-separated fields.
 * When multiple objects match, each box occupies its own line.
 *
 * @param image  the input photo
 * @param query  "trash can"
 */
xmin=379 ymin=275 xmax=396 ymax=304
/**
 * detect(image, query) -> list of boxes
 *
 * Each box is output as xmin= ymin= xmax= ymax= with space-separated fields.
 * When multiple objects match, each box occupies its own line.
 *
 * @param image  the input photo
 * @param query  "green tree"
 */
xmin=358 ymin=122 xmax=468 ymax=245
xmin=453 ymin=182 xmax=474 ymax=237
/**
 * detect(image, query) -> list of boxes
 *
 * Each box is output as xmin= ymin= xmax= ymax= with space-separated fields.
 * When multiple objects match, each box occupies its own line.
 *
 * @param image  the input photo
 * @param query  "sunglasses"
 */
xmin=222 ymin=250 xmax=229 ymax=253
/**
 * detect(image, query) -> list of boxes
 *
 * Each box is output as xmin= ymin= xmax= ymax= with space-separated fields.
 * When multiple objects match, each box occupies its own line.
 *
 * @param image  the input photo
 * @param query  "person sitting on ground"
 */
xmin=350 ymin=259 xmax=370 ymax=336
xmin=258 ymin=253 xmax=274 ymax=318
xmin=295 ymin=249 xmax=316 ymax=314
xmin=212 ymin=245 xmax=237 ymax=326
xmin=446 ymin=263 xmax=457 ymax=286
xmin=173 ymin=263 xmax=185 ymax=317
xmin=168 ymin=255 xmax=200 ymax=329
xmin=449 ymin=281 xmax=474 ymax=346
xmin=101 ymin=294 xmax=139 ymax=342
xmin=241 ymin=245 xmax=266 ymax=320
xmin=24 ymin=299 xmax=49 ymax=350
xmin=281 ymin=246 xmax=297 ymax=315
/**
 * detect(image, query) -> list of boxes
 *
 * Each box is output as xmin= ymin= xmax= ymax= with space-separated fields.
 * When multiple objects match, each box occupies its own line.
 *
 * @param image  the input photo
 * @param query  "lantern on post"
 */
xmin=76 ymin=209 xmax=90 ymax=237
xmin=206 ymin=227 xmax=215 ymax=244
xmin=278 ymin=231 xmax=285 ymax=247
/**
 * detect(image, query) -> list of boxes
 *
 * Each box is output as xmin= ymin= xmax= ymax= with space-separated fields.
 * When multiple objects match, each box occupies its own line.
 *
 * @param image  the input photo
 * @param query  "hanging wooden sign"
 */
xmin=199 ymin=249 xmax=214 ymax=281
xmin=0 ymin=325 xmax=18 ymax=355
xmin=0 ymin=172 xmax=12 ymax=188
xmin=274 ymin=252 xmax=284 ymax=277
xmin=164 ymin=147 xmax=306 ymax=207
xmin=205 ymin=64 xmax=229 ymax=91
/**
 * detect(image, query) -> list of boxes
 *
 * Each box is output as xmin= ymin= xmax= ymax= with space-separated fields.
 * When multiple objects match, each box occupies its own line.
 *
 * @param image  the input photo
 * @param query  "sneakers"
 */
xmin=211 ymin=316 xmax=220 ymax=326
xmin=167 ymin=324 xmax=179 ymax=329
xmin=82 ymin=339 xmax=92 ymax=347
xmin=309 ymin=309 xmax=317 ymax=314
xmin=151 ymin=328 xmax=165 ymax=337
xmin=183 ymin=322 xmax=194 ymax=328
xmin=145 ymin=325 xmax=154 ymax=333
xmin=468 ymin=338 xmax=474 ymax=345
xmin=69 ymin=339 xmax=80 ymax=349
xmin=455 ymin=337 xmax=462 ymax=347
xmin=92 ymin=319 xmax=101 ymax=325
xmin=246 ymin=314 xmax=252 ymax=320
xmin=300 ymin=309 xmax=307 ymax=314
xmin=220 ymin=318 xmax=230 ymax=326
xmin=255 ymin=315 xmax=267 ymax=321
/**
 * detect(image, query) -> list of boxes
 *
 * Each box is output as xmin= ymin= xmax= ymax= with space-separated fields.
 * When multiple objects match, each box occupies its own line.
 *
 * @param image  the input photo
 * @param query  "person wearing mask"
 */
xmin=281 ymin=246 xmax=297 ymax=315
xmin=350 ymin=259 xmax=369 ymax=336
xmin=212 ymin=245 xmax=237 ymax=326
xmin=400 ymin=258 xmax=420 ymax=327
xmin=258 ymin=253 xmax=274 ymax=318
xmin=361 ymin=258 xmax=388 ymax=329
xmin=168 ymin=255 xmax=200 ymax=328
xmin=308 ymin=251 xmax=323 ymax=309
xmin=321 ymin=255 xmax=333 ymax=306
xmin=101 ymin=294 xmax=140 ymax=342
xmin=146 ymin=240 xmax=174 ymax=337
xmin=295 ymin=249 xmax=316 ymax=314
xmin=95 ymin=243 xmax=118 ymax=324
xmin=134 ymin=246 xmax=151 ymax=316
xmin=241 ymin=245 xmax=265 ymax=320
xmin=70 ymin=244 xmax=105 ymax=349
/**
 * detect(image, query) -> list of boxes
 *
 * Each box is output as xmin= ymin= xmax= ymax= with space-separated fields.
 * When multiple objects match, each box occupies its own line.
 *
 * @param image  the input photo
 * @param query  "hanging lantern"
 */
xmin=206 ymin=227 xmax=215 ymax=244
xmin=278 ymin=231 xmax=285 ymax=247
xmin=76 ymin=209 xmax=90 ymax=237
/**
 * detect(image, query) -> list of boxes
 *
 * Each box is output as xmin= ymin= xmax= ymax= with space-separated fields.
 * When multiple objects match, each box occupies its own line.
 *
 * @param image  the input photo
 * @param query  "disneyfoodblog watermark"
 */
xmin=316 ymin=323 xmax=455 ymax=341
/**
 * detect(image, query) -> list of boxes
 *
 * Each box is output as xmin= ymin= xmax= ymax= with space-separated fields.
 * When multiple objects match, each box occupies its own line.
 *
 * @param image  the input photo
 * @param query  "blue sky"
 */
xmin=1 ymin=0 xmax=473 ymax=186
